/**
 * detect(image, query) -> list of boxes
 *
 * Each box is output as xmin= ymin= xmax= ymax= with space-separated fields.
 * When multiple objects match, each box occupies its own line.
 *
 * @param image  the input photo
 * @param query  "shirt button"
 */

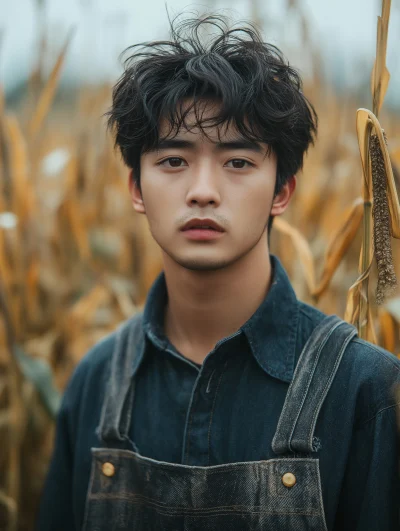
xmin=282 ymin=472 xmax=296 ymax=488
xmin=102 ymin=462 xmax=115 ymax=477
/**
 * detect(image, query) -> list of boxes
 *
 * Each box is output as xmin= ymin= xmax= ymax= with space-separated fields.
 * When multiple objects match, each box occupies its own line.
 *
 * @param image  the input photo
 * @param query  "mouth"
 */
xmin=181 ymin=219 xmax=225 ymax=232
xmin=181 ymin=228 xmax=225 ymax=241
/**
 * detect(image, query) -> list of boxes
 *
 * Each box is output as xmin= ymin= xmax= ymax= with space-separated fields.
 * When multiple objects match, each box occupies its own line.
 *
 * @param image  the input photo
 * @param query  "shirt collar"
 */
xmin=142 ymin=255 xmax=299 ymax=383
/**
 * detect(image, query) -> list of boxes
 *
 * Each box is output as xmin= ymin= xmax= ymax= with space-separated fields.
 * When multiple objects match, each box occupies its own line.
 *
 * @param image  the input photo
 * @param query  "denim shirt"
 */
xmin=36 ymin=255 xmax=400 ymax=531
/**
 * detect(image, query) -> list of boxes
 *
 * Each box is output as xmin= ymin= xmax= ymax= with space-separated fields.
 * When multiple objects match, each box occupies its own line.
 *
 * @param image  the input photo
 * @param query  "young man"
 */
xmin=37 ymin=15 xmax=400 ymax=531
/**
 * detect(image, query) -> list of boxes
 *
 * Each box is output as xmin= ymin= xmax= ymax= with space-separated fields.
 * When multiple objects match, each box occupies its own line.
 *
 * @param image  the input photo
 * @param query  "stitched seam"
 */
xmin=207 ymin=362 xmax=228 ymax=466
xmin=89 ymin=493 xmax=302 ymax=511
xmin=305 ymin=330 xmax=356 ymax=447
xmin=357 ymin=401 xmax=400 ymax=427
xmin=287 ymin=320 xmax=340 ymax=451
xmin=272 ymin=316 xmax=343 ymax=453
xmin=98 ymin=326 xmax=124 ymax=441
xmin=92 ymin=453 xmax=316 ymax=472
xmin=272 ymin=324 xmax=321 ymax=451
xmin=306 ymin=347 xmax=340 ymax=447
xmin=86 ymin=493 xmax=322 ymax=516
xmin=314 ymin=458 xmax=328 ymax=531
xmin=82 ymin=451 xmax=98 ymax=531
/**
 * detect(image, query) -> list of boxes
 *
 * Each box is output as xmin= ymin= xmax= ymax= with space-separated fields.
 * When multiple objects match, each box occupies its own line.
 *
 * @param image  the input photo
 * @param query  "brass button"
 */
xmin=102 ymin=462 xmax=115 ymax=477
xmin=282 ymin=472 xmax=296 ymax=488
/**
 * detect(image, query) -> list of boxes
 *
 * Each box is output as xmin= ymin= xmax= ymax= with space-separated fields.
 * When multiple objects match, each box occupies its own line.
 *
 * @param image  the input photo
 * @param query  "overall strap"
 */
xmin=272 ymin=315 xmax=357 ymax=455
xmin=96 ymin=311 xmax=144 ymax=448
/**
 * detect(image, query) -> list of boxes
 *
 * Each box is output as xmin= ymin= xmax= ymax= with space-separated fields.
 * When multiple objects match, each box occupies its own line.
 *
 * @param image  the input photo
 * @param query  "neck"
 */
xmin=162 ymin=239 xmax=273 ymax=365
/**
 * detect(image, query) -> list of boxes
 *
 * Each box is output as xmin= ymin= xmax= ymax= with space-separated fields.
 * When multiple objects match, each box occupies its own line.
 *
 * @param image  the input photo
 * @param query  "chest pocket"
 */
xmin=83 ymin=451 xmax=327 ymax=531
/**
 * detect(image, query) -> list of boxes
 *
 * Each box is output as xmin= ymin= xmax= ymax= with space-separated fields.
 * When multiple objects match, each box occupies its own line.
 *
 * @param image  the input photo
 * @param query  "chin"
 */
xmin=163 ymin=249 xmax=234 ymax=272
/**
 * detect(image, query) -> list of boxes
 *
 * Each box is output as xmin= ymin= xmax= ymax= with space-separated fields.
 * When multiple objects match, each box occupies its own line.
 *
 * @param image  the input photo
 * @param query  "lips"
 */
xmin=182 ymin=219 xmax=224 ymax=232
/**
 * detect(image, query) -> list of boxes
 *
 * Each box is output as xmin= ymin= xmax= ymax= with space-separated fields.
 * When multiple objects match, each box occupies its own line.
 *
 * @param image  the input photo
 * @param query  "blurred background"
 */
xmin=0 ymin=0 xmax=400 ymax=530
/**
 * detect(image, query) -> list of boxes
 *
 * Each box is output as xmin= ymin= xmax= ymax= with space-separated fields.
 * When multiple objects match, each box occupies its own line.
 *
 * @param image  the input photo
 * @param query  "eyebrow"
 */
xmin=151 ymin=138 xmax=264 ymax=154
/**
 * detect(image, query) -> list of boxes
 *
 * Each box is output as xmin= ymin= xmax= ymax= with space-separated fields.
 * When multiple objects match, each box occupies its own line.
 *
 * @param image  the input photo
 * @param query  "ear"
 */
xmin=270 ymin=175 xmax=296 ymax=217
xmin=128 ymin=170 xmax=146 ymax=214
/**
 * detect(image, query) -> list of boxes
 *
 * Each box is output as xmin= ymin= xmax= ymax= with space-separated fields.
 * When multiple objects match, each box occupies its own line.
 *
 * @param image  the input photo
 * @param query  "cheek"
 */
xmin=141 ymin=183 xmax=176 ymax=233
xmin=233 ymin=190 xmax=272 ymax=239
xmin=240 ymin=183 xmax=274 ymax=215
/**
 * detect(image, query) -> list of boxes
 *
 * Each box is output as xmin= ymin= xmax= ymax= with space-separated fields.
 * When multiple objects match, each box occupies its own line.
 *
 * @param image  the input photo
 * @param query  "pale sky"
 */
xmin=1 ymin=0 xmax=400 ymax=106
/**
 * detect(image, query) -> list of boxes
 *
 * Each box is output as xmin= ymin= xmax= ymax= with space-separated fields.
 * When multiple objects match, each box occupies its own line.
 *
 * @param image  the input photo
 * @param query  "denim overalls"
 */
xmin=82 ymin=313 xmax=357 ymax=531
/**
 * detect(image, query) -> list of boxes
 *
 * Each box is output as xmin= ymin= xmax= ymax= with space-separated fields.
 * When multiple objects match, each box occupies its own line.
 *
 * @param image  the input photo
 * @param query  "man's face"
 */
xmin=131 ymin=104 xmax=293 ymax=272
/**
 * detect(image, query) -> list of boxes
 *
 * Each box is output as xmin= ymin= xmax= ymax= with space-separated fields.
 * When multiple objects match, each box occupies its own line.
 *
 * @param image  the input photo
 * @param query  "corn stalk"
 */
xmin=344 ymin=0 xmax=396 ymax=339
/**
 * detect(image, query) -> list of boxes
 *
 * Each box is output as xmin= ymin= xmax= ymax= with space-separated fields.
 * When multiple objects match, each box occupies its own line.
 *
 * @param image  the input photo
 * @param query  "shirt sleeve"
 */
xmin=334 ymin=404 xmax=400 ymax=530
xmin=35 ymin=363 xmax=86 ymax=531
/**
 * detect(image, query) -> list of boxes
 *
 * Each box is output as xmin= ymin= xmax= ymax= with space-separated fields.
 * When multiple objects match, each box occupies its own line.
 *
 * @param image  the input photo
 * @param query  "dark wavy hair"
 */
xmin=106 ymin=14 xmax=317 ymax=214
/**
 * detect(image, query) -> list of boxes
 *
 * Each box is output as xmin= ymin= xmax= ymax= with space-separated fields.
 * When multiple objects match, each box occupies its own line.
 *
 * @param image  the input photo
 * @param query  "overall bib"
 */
xmin=82 ymin=314 xmax=357 ymax=531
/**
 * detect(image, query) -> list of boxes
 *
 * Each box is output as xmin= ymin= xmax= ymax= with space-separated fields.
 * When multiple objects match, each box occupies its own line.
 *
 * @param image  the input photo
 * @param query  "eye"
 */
xmin=158 ymin=157 xmax=187 ymax=168
xmin=225 ymin=159 xmax=254 ymax=169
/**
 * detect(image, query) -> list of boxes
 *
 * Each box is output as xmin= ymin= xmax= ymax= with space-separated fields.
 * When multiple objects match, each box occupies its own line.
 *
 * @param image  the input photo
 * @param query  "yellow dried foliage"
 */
xmin=28 ymin=30 xmax=74 ymax=140
xmin=371 ymin=0 xmax=391 ymax=117
xmin=378 ymin=307 xmax=397 ymax=353
xmin=313 ymin=198 xmax=364 ymax=299
xmin=273 ymin=217 xmax=316 ymax=294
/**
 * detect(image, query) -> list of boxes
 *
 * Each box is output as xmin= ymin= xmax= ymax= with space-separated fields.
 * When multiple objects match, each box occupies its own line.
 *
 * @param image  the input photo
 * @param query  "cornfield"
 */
xmin=1 ymin=1 xmax=400 ymax=530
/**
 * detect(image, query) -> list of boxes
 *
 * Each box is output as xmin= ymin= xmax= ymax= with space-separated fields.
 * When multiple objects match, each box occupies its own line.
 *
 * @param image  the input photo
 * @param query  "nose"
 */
xmin=185 ymin=161 xmax=221 ymax=207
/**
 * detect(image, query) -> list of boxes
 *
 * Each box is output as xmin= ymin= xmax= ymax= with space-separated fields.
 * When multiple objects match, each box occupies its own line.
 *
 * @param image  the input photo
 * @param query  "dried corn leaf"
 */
xmin=63 ymin=156 xmax=91 ymax=261
xmin=26 ymin=255 xmax=40 ymax=322
xmin=273 ymin=217 xmax=316 ymax=294
xmin=28 ymin=29 xmax=74 ymax=139
xmin=378 ymin=307 xmax=396 ymax=352
xmin=67 ymin=284 xmax=110 ymax=328
xmin=356 ymin=109 xmax=374 ymax=199
xmin=313 ymin=197 xmax=363 ymax=299
xmin=366 ymin=303 xmax=378 ymax=344
xmin=0 ymin=231 xmax=13 ymax=311
xmin=5 ymin=114 xmax=34 ymax=227
xmin=344 ymin=260 xmax=373 ymax=324
xmin=64 ymin=198 xmax=91 ymax=261
xmin=1 ymin=336 xmax=25 ymax=531
xmin=371 ymin=0 xmax=391 ymax=117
